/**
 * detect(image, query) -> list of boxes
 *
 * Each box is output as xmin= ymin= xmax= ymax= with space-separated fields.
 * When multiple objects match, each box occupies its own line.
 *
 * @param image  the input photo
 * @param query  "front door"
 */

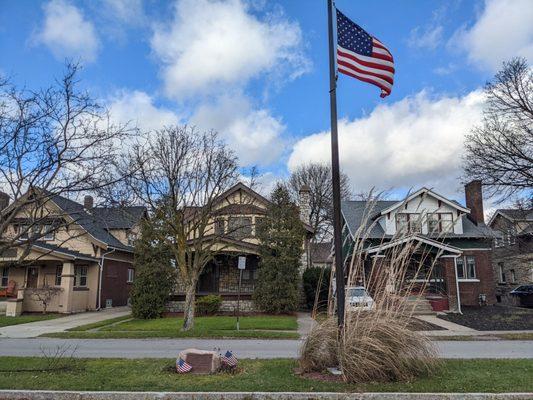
xmin=26 ymin=267 xmax=39 ymax=288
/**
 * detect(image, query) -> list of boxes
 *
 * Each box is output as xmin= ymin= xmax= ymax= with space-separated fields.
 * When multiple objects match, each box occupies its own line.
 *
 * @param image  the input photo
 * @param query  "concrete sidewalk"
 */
xmin=0 ymin=307 xmax=131 ymax=338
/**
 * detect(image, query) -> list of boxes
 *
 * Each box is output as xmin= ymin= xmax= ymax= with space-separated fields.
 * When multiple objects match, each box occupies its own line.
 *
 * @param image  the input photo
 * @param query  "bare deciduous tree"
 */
xmin=288 ymin=163 xmax=351 ymax=242
xmin=463 ymin=57 xmax=533 ymax=203
xmin=115 ymin=126 xmax=239 ymax=330
xmin=0 ymin=63 xmax=131 ymax=264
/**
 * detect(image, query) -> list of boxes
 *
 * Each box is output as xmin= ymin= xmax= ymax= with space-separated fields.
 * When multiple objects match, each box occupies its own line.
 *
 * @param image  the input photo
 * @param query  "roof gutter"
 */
xmin=96 ymin=247 xmax=116 ymax=311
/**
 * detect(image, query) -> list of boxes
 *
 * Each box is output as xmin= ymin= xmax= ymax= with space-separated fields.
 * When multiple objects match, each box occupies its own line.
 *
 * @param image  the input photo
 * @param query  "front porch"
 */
xmin=0 ymin=246 xmax=100 ymax=315
xmin=169 ymin=253 xmax=260 ymax=313
xmin=356 ymin=235 xmax=464 ymax=312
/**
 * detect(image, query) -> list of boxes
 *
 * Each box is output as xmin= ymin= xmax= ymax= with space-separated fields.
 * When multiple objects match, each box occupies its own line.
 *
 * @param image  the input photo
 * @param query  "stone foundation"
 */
xmin=166 ymin=299 xmax=255 ymax=314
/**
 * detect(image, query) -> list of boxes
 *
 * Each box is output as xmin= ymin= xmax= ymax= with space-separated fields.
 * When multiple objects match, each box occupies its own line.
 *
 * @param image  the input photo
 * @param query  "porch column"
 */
xmin=441 ymin=257 xmax=460 ymax=312
xmin=59 ymin=261 xmax=75 ymax=313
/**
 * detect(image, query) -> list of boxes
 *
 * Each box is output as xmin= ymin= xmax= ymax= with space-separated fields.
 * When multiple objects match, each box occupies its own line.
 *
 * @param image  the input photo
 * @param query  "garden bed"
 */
xmin=438 ymin=305 xmax=533 ymax=331
xmin=0 ymin=357 xmax=531 ymax=393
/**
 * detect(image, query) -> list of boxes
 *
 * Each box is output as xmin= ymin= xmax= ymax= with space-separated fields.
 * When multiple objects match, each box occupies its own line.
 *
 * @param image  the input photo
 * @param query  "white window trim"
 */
xmin=458 ymin=278 xmax=480 ymax=282
xmin=127 ymin=268 xmax=134 ymax=283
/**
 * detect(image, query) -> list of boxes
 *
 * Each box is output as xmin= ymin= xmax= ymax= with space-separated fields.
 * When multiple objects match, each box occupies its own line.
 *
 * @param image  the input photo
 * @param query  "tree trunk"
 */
xmin=182 ymin=283 xmax=197 ymax=331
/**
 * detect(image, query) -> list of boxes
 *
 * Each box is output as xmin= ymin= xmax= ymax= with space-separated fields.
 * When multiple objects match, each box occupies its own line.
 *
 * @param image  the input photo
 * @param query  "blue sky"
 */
xmin=1 ymin=0 xmax=532 ymax=204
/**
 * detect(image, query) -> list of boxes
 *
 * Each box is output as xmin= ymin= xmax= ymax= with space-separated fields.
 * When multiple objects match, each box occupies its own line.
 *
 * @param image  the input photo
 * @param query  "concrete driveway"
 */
xmin=0 ymin=307 xmax=131 ymax=338
xmin=0 ymin=337 xmax=531 ymax=359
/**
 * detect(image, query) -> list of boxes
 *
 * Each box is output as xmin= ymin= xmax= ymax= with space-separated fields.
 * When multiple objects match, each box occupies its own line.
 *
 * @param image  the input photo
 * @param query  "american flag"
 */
xmin=176 ymin=357 xmax=192 ymax=373
xmin=336 ymin=8 xmax=394 ymax=98
xmin=221 ymin=350 xmax=238 ymax=367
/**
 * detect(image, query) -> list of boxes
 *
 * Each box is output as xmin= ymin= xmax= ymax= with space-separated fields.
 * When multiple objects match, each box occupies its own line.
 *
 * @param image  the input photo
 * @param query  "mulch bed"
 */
xmin=438 ymin=305 xmax=533 ymax=331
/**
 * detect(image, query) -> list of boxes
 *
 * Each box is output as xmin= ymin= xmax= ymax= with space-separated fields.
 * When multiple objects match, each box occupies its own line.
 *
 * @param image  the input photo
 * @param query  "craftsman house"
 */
xmin=167 ymin=182 xmax=314 ymax=313
xmin=339 ymin=180 xmax=496 ymax=313
xmin=0 ymin=189 xmax=146 ymax=315
xmin=489 ymin=208 xmax=533 ymax=305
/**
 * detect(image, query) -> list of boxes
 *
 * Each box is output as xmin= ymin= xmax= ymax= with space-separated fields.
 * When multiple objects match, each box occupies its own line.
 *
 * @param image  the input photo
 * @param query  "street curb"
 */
xmin=0 ymin=391 xmax=532 ymax=400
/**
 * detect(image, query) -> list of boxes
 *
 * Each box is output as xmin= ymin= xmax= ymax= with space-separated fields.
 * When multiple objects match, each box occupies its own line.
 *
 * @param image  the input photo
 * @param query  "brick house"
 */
xmin=339 ymin=180 xmax=496 ymax=312
xmin=488 ymin=208 xmax=533 ymax=305
xmin=167 ymin=182 xmax=314 ymax=313
xmin=0 ymin=189 xmax=146 ymax=315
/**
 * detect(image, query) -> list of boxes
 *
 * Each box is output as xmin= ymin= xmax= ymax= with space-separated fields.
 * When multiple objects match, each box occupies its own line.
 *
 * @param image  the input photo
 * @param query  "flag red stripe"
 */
xmin=338 ymin=65 xmax=392 ymax=92
xmin=337 ymin=59 xmax=394 ymax=85
xmin=337 ymin=48 xmax=395 ymax=73
xmin=371 ymin=51 xmax=394 ymax=62
xmin=337 ymin=52 xmax=394 ymax=80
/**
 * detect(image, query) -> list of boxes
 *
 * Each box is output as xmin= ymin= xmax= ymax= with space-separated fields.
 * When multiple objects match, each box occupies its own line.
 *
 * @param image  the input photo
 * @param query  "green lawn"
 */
xmin=0 ymin=313 xmax=61 ymax=328
xmin=44 ymin=315 xmax=299 ymax=339
xmin=0 ymin=358 xmax=531 ymax=393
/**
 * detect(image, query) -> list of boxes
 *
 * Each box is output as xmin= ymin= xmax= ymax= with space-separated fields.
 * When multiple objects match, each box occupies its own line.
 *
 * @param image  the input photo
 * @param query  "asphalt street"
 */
xmin=0 ymin=338 xmax=532 ymax=359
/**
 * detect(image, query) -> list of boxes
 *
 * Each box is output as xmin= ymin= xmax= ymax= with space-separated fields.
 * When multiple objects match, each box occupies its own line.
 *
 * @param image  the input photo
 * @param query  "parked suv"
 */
xmin=510 ymin=285 xmax=533 ymax=307
xmin=347 ymin=286 xmax=374 ymax=311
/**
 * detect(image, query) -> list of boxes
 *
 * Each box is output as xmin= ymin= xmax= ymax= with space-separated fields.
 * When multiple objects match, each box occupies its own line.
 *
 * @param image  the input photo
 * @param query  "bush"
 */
xmin=302 ymin=266 xmax=331 ymax=310
xmin=253 ymin=184 xmax=304 ymax=313
xmin=196 ymin=295 xmax=222 ymax=316
xmin=131 ymin=216 xmax=176 ymax=319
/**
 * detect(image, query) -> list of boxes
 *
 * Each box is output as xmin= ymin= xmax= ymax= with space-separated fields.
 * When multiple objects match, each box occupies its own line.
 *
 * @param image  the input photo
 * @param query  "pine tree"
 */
xmin=253 ymin=184 xmax=305 ymax=313
xmin=130 ymin=211 xmax=176 ymax=319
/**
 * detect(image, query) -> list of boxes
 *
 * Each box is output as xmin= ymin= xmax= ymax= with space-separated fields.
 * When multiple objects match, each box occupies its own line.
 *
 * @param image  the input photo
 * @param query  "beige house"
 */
xmin=0 ymin=189 xmax=146 ymax=315
xmin=168 ymin=182 xmax=314 ymax=313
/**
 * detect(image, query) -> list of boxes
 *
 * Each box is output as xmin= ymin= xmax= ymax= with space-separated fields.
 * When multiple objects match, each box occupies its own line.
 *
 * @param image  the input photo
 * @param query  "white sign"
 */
xmin=238 ymin=256 xmax=246 ymax=270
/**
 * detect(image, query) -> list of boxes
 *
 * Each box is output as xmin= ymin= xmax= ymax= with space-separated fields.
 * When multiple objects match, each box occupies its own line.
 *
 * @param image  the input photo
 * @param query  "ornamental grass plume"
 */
xmin=301 ymin=194 xmax=442 ymax=383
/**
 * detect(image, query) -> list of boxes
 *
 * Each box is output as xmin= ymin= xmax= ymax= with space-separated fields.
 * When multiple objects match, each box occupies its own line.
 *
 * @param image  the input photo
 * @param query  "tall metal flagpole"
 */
xmin=327 ymin=0 xmax=345 ymax=328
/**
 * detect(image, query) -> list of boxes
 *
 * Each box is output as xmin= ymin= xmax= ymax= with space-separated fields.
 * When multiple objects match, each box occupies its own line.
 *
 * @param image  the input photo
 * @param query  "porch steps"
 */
xmin=407 ymin=296 xmax=436 ymax=315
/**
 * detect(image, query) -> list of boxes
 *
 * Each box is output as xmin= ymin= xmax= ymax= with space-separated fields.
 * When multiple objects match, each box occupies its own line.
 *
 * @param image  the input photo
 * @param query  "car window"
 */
xmin=348 ymin=288 xmax=366 ymax=297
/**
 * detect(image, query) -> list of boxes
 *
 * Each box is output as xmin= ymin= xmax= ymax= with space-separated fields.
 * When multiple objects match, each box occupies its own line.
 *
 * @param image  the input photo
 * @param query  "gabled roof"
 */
xmin=378 ymin=187 xmax=470 ymax=215
xmin=49 ymin=193 xmax=142 ymax=251
xmin=342 ymin=200 xmax=494 ymax=240
xmin=365 ymin=234 xmax=463 ymax=255
xmin=489 ymin=209 xmax=533 ymax=226
xmin=30 ymin=241 xmax=99 ymax=261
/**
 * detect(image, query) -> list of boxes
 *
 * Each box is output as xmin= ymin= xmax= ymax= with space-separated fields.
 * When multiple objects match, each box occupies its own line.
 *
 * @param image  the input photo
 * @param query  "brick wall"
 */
xmin=100 ymin=259 xmax=133 ymax=308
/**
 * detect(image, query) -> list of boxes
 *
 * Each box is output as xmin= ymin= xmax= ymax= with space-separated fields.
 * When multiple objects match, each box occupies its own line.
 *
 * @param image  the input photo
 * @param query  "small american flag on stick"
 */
xmin=176 ymin=357 xmax=192 ymax=373
xmin=336 ymin=8 xmax=394 ymax=98
xmin=221 ymin=351 xmax=238 ymax=368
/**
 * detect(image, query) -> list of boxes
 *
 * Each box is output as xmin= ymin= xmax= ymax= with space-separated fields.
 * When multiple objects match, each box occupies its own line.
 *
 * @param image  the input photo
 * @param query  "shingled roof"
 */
xmin=342 ymin=200 xmax=494 ymax=239
xmin=50 ymin=193 xmax=146 ymax=252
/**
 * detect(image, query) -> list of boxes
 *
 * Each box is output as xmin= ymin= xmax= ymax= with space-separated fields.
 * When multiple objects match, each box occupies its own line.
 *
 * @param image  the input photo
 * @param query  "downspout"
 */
xmin=97 ymin=247 xmax=116 ymax=311
xmin=453 ymin=255 xmax=462 ymax=314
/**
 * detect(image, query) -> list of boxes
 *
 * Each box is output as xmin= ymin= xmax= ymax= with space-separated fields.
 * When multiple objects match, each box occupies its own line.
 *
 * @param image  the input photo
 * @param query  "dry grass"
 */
xmin=302 ymin=194 xmax=444 ymax=383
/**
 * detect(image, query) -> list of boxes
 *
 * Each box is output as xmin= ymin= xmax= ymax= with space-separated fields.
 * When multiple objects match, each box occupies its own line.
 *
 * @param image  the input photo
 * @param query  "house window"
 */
xmin=19 ymin=224 xmax=29 ymax=240
xmin=510 ymin=269 xmax=516 ymax=283
xmin=214 ymin=218 xmax=225 ymax=235
xmin=228 ymin=217 xmax=252 ymax=239
xmin=42 ymin=225 xmax=54 ymax=241
xmin=74 ymin=266 xmax=88 ymax=287
xmin=409 ymin=214 xmax=422 ymax=233
xmin=242 ymin=265 xmax=258 ymax=282
xmin=254 ymin=217 xmax=265 ymax=236
xmin=440 ymin=213 xmax=453 ymax=233
xmin=498 ymin=262 xmax=506 ymax=283
xmin=456 ymin=257 xmax=465 ymax=279
xmin=428 ymin=214 xmax=439 ymax=233
xmin=127 ymin=268 xmax=134 ymax=283
xmin=1 ymin=267 xmax=8 ymax=287
xmin=466 ymin=256 xmax=476 ymax=279
xmin=396 ymin=213 xmax=408 ymax=233
xmin=55 ymin=266 xmax=63 ymax=286
xmin=127 ymin=232 xmax=137 ymax=246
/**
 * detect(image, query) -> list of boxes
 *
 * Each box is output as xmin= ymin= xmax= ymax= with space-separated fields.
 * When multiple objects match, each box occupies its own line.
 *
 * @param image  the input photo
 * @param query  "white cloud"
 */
xmin=150 ymin=0 xmax=309 ymax=98
xmin=107 ymin=90 xmax=180 ymax=132
xmin=288 ymin=90 xmax=485 ymax=197
xmin=36 ymin=0 xmax=99 ymax=62
xmin=408 ymin=25 xmax=443 ymax=50
xmin=190 ymin=94 xmax=285 ymax=166
xmin=101 ymin=0 xmax=145 ymax=24
xmin=451 ymin=0 xmax=533 ymax=70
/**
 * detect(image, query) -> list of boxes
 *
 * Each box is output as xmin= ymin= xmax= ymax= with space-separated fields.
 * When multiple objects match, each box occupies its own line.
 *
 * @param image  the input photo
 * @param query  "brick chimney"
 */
xmin=84 ymin=195 xmax=94 ymax=210
xmin=0 ymin=191 xmax=9 ymax=211
xmin=299 ymin=185 xmax=311 ymax=225
xmin=465 ymin=180 xmax=484 ymax=225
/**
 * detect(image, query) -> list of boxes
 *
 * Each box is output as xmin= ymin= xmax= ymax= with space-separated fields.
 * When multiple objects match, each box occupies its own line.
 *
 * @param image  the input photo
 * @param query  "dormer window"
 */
xmin=396 ymin=213 xmax=421 ymax=234
xmin=428 ymin=213 xmax=453 ymax=234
